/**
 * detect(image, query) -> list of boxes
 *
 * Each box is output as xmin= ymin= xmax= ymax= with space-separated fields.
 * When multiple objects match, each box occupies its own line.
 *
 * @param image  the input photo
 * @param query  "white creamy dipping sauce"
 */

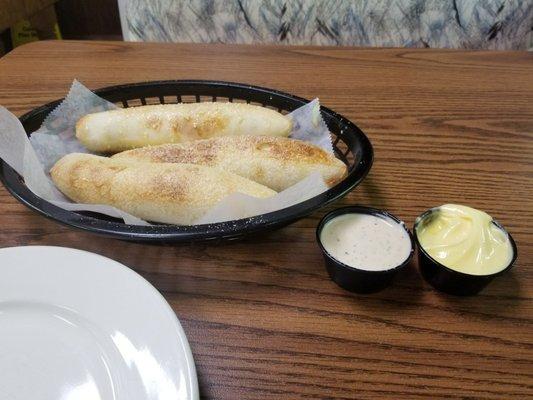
xmin=320 ymin=213 xmax=412 ymax=271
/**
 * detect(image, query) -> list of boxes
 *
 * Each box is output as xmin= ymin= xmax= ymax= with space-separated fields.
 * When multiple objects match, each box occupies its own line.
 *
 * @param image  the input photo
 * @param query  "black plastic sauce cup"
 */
xmin=413 ymin=208 xmax=518 ymax=296
xmin=316 ymin=206 xmax=414 ymax=294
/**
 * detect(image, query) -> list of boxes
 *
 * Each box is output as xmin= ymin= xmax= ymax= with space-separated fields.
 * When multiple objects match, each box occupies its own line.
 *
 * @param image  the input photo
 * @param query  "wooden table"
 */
xmin=0 ymin=41 xmax=531 ymax=399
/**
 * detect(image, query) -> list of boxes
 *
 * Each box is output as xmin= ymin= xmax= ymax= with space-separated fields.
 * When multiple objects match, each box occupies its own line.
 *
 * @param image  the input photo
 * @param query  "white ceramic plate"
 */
xmin=0 ymin=246 xmax=199 ymax=400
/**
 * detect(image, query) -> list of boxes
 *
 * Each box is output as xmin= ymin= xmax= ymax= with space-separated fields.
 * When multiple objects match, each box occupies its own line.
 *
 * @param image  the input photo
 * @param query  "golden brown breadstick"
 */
xmin=113 ymin=136 xmax=346 ymax=191
xmin=76 ymin=102 xmax=292 ymax=152
xmin=50 ymin=153 xmax=276 ymax=224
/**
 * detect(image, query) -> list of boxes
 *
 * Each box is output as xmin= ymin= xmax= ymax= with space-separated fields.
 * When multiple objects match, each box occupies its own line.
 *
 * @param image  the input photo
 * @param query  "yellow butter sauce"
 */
xmin=416 ymin=204 xmax=513 ymax=275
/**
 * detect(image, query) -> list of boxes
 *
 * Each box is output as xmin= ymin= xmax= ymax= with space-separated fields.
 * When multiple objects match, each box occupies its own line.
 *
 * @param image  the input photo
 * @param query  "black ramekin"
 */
xmin=413 ymin=208 xmax=518 ymax=296
xmin=316 ymin=206 xmax=415 ymax=294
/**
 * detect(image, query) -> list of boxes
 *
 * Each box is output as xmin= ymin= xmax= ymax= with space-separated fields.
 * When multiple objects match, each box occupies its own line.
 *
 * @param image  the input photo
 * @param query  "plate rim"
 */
xmin=0 ymin=245 xmax=200 ymax=400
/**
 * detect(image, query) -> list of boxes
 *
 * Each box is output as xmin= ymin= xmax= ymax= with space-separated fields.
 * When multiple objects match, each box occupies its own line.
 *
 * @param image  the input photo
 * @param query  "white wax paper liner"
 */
xmin=0 ymin=80 xmax=334 ymax=225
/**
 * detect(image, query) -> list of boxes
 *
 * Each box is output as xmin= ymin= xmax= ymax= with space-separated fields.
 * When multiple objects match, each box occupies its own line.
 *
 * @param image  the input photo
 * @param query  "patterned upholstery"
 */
xmin=119 ymin=0 xmax=533 ymax=49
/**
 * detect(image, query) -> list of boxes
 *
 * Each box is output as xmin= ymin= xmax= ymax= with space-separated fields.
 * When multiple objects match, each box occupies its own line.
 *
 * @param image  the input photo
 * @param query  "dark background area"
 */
xmin=0 ymin=0 xmax=121 ymax=55
xmin=55 ymin=0 xmax=121 ymax=40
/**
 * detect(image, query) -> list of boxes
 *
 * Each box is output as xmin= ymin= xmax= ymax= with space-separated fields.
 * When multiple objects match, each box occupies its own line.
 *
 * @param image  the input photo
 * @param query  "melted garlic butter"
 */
xmin=320 ymin=213 xmax=412 ymax=271
xmin=416 ymin=204 xmax=513 ymax=275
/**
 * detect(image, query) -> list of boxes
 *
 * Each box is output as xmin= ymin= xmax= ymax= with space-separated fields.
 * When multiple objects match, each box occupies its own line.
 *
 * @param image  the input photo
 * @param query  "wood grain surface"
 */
xmin=0 ymin=41 xmax=532 ymax=399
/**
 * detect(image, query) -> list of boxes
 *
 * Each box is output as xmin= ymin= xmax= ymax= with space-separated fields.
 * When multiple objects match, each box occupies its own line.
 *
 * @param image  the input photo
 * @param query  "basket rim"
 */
xmin=0 ymin=79 xmax=373 ymax=242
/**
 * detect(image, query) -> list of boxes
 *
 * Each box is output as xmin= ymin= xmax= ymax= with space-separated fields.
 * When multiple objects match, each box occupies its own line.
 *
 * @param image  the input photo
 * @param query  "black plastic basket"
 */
xmin=0 ymin=80 xmax=373 ymax=242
